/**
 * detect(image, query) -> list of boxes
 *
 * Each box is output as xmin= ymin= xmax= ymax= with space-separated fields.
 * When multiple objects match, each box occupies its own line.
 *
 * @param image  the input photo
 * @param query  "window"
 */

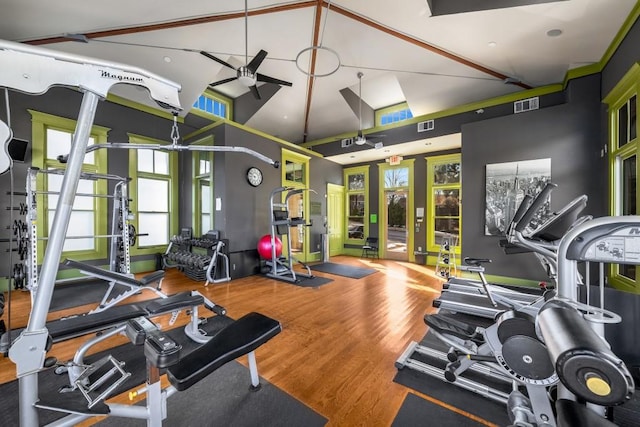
xmin=605 ymin=65 xmax=640 ymax=291
xmin=427 ymin=154 xmax=461 ymax=253
xmin=192 ymin=140 xmax=214 ymax=236
xmin=282 ymin=149 xmax=309 ymax=186
xmin=191 ymin=90 xmax=232 ymax=120
xmin=344 ymin=166 xmax=369 ymax=242
xmin=376 ymin=102 xmax=413 ymax=127
xmin=30 ymin=110 xmax=109 ymax=261
xmin=128 ymin=134 xmax=178 ymax=253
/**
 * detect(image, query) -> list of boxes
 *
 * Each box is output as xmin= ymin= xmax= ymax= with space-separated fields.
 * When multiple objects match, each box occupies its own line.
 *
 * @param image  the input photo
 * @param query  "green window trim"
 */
xmin=127 ymin=133 xmax=179 ymax=256
xmin=190 ymin=89 xmax=233 ymax=121
xmin=344 ymin=165 xmax=370 ymax=243
xmin=375 ymin=102 xmax=413 ymax=127
xmin=191 ymin=135 xmax=215 ymax=236
xmin=29 ymin=110 xmax=110 ymax=263
xmin=426 ymin=153 xmax=462 ymax=255
xmin=604 ymin=63 xmax=640 ymax=293
xmin=377 ymin=158 xmax=415 ymax=262
xmin=281 ymin=148 xmax=310 ymax=186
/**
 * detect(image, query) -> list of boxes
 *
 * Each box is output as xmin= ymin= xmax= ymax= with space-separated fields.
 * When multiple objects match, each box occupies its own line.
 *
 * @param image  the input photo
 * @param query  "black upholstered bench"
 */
xmin=167 ymin=312 xmax=282 ymax=391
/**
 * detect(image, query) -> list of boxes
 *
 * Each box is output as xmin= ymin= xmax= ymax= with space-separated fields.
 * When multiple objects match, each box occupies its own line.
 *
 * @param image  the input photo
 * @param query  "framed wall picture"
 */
xmin=485 ymin=158 xmax=551 ymax=236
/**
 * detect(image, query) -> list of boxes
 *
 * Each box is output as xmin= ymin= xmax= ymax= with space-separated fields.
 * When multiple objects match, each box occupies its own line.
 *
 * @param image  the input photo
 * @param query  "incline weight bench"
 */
xmin=63 ymin=259 xmax=166 ymax=313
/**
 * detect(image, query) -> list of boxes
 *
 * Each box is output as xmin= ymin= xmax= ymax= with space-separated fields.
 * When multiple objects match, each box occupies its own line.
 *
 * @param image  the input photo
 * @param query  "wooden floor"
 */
xmin=0 ymin=256 xmax=496 ymax=426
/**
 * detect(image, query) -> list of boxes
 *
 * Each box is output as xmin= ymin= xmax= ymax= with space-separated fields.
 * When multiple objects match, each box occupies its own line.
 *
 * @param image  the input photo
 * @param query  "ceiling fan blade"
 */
xmin=249 ymin=84 xmax=262 ymax=100
xmin=200 ymin=51 xmax=237 ymax=71
xmin=208 ymin=77 xmax=238 ymax=87
xmin=246 ymin=49 xmax=268 ymax=74
xmin=256 ymin=73 xmax=293 ymax=87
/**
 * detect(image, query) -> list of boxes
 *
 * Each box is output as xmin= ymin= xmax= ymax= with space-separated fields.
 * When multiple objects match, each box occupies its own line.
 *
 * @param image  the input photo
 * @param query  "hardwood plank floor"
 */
xmin=0 ymin=256 xmax=496 ymax=426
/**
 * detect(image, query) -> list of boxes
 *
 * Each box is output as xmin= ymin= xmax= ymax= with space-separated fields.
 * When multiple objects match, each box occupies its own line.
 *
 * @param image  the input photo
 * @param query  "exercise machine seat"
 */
xmin=167 ymin=312 xmax=281 ymax=391
xmin=47 ymin=304 xmax=147 ymax=341
xmin=424 ymin=313 xmax=484 ymax=344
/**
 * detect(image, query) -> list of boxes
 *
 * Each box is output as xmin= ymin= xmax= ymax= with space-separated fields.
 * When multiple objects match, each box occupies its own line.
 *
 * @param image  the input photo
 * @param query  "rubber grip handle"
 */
xmin=514 ymin=182 xmax=557 ymax=232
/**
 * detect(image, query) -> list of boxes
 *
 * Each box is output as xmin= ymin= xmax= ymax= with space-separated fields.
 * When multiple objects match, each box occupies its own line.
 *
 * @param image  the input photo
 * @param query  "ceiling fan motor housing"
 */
xmin=237 ymin=67 xmax=257 ymax=86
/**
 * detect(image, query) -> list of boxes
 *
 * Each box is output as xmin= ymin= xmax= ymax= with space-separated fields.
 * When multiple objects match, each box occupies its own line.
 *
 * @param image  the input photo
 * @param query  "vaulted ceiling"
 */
xmin=1 ymin=0 xmax=636 ymax=162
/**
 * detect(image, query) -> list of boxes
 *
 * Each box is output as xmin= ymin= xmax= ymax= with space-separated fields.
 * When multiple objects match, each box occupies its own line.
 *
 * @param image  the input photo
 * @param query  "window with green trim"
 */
xmin=605 ymin=64 xmax=640 ymax=292
xmin=375 ymin=102 xmax=413 ymax=127
xmin=30 ymin=110 xmax=109 ymax=261
xmin=193 ymin=149 xmax=213 ymax=236
xmin=344 ymin=166 xmax=369 ymax=241
xmin=128 ymin=135 xmax=178 ymax=252
xmin=191 ymin=91 xmax=232 ymax=120
xmin=282 ymin=149 xmax=309 ymax=186
xmin=427 ymin=154 xmax=461 ymax=253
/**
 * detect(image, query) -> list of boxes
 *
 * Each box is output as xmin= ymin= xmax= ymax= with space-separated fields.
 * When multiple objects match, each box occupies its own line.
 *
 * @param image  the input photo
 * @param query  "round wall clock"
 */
xmin=246 ymin=166 xmax=263 ymax=187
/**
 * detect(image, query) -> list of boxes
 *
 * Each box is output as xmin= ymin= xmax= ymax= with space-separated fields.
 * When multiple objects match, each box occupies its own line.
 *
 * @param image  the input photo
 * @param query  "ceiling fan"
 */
xmin=199 ymin=0 xmax=292 ymax=100
xmin=353 ymin=72 xmax=383 ymax=149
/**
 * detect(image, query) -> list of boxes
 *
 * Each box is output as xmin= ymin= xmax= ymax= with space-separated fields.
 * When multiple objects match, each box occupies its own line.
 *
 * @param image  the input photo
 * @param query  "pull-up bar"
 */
xmin=58 ymin=142 xmax=280 ymax=168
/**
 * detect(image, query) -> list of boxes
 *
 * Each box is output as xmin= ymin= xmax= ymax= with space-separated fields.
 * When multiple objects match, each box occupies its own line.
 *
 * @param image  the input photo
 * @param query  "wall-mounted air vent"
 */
xmin=514 ymin=97 xmax=539 ymax=114
xmin=341 ymin=138 xmax=354 ymax=148
xmin=417 ymin=120 xmax=434 ymax=132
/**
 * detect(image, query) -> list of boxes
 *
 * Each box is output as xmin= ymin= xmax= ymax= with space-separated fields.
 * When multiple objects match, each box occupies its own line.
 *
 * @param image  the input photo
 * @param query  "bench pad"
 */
xmin=144 ymin=292 xmax=204 ymax=315
xmin=47 ymin=304 xmax=147 ymax=341
xmin=167 ymin=312 xmax=281 ymax=391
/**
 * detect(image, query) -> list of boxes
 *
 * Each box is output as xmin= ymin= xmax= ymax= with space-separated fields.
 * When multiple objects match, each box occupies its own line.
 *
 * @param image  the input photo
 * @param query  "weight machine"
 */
xmin=265 ymin=186 xmax=315 ymax=283
xmin=0 ymin=38 xmax=283 ymax=426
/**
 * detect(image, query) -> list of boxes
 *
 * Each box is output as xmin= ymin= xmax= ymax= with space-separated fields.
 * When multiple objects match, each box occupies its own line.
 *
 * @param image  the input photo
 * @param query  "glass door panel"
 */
xmin=287 ymin=192 xmax=304 ymax=256
xmin=385 ymin=189 xmax=407 ymax=260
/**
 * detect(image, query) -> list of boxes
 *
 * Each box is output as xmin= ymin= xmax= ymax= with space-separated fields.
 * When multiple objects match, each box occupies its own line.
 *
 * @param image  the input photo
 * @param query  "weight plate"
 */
xmin=502 ymin=335 xmax=555 ymax=380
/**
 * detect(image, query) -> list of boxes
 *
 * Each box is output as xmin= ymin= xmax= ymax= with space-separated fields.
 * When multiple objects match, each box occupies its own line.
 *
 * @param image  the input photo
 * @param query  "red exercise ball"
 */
xmin=257 ymin=234 xmax=282 ymax=259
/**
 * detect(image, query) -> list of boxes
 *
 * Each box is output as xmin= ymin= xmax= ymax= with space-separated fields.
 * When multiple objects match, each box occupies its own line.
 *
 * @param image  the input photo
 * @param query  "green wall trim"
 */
xmin=562 ymin=63 xmax=603 ymax=88
xmin=106 ymin=94 xmax=185 ymax=122
xmin=182 ymin=120 xmax=226 ymax=141
xmin=599 ymin=1 xmax=640 ymax=71
xmin=225 ymin=120 xmax=322 ymax=158
xmin=301 ymin=84 xmax=564 ymax=148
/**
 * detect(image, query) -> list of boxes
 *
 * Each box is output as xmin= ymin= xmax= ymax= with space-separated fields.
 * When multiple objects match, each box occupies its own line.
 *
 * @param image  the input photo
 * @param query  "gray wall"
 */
xmin=183 ymin=123 xmax=343 ymax=276
xmin=461 ymin=74 xmax=606 ymax=281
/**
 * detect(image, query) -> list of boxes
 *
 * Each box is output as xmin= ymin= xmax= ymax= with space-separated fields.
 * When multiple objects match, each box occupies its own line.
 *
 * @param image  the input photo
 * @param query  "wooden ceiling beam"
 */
xmin=22 ymin=1 xmax=317 ymax=45
xmin=301 ymin=0 xmax=325 ymax=143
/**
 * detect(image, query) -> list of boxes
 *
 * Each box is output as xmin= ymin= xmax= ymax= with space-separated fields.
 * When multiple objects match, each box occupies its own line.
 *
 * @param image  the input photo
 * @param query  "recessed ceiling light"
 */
xmin=547 ymin=29 xmax=562 ymax=37
xmin=425 ymin=142 xmax=432 ymax=146
xmin=283 ymin=115 xmax=288 ymax=119
xmin=488 ymin=41 xmax=497 ymax=48
xmin=384 ymin=149 xmax=390 ymax=153
xmin=163 ymin=56 xmax=172 ymax=63
xmin=350 ymin=155 xmax=356 ymax=159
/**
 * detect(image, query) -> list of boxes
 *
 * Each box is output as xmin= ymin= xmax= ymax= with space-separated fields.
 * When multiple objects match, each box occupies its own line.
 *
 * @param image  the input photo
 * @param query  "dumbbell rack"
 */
xmin=435 ymin=233 xmax=458 ymax=279
xmin=163 ymin=234 xmax=230 ymax=285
